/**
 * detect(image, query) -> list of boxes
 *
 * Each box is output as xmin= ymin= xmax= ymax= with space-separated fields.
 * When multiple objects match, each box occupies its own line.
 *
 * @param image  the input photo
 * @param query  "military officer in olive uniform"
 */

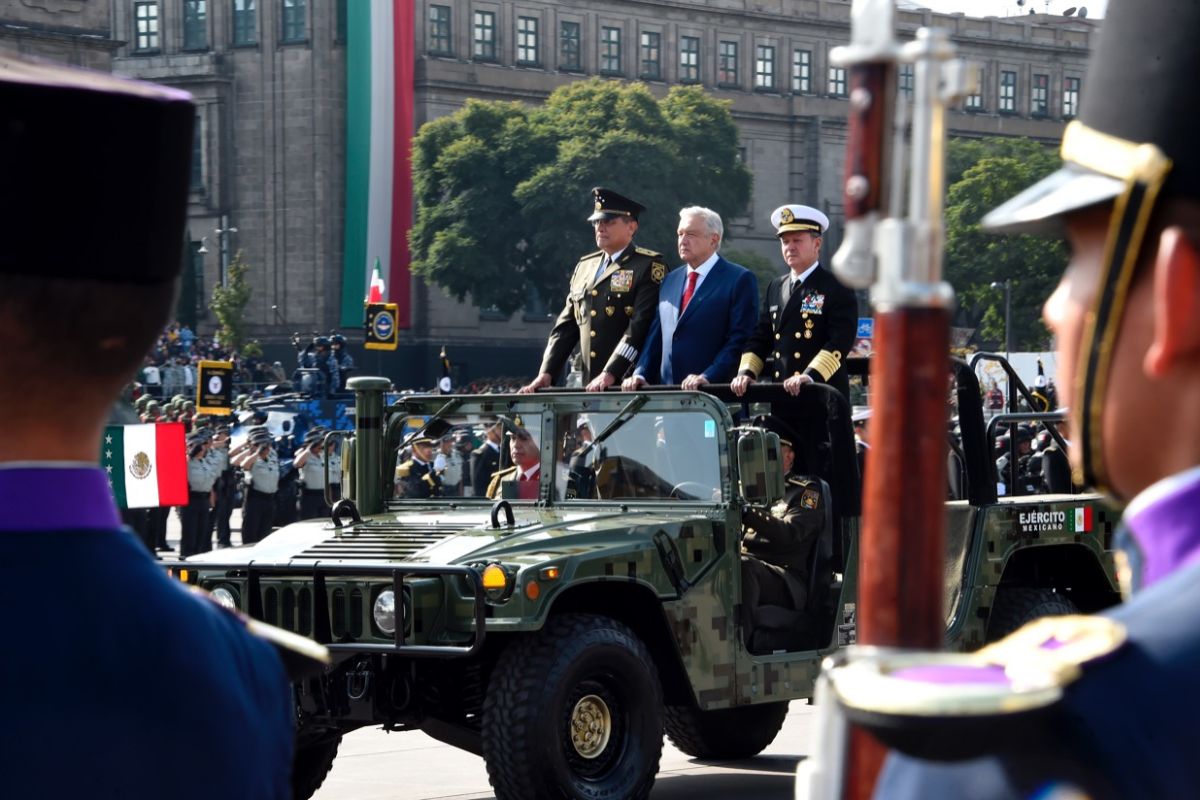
xmin=732 ymin=204 xmax=858 ymax=401
xmin=394 ymin=437 xmax=442 ymax=499
xmin=234 ymin=426 xmax=279 ymax=544
xmin=179 ymin=429 xmax=217 ymax=558
xmin=520 ymin=187 xmax=666 ymax=393
xmin=739 ymin=415 xmax=828 ymax=652
xmin=294 ymin=427 xmax=330 ymax=519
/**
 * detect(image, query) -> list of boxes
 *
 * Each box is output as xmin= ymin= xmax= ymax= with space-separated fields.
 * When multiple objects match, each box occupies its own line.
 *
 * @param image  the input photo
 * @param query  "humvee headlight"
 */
xmin=210 ymin=587 xmax=238 ymax=611
xmin=374 ymin=589 xmax=397 ymax=635
xmin=481 ymin=563 xmax=513 ymax=603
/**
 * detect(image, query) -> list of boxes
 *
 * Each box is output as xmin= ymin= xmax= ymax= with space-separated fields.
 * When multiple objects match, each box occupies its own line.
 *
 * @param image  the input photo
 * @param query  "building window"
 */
xmin=473 ymin=11 xmax=496 ymax=61
xmin=1063 ymin=76 xmax=1081 ymax=118
xmin=966 ymin=66 xmax=985 ymax=110
xmin=718 ymin=40 xmax=738 ymax=86
xmin=428 ymin=5 xmax=451 ymax=55
xmin=517 ymin=16 xmax=538 ymax=65
xmin=600 ymin=27 xmax=621 ymax=75
xmin=828 ymin=66 xmax=847 ymax=98
xmin=191 ymin=113 xmax=204 ymax=190
xmin=754 ymin=45 xmax=775 ymax=90
xmin=999 ymin=70 xmax=1017 ymax=113
xmin=899 ymin=63 xmax=914 ymax=95
xmin=183 ymin=0 xmax=207 ymax=50
xmin=680 ymin=36 xmax=700 ymax=83
xmin=335 ymin=0 xmax=347 ymax=43
xmin=640 ymin=31 xmax=661 ymax=80
xmin=1032 ymin=73 xmax=1049 ymax=117
xmin=560 ymin=21 xmax=581 ymax=71
xmin=133 ymin=2 xmax=160 ymax=52
xmin=232 ymin=0 xmax=257 ymax=46
xmin=791 ymin=49 xmax=811 ymax=93
xmin=281 ymin=0 xmax=305 ymax=43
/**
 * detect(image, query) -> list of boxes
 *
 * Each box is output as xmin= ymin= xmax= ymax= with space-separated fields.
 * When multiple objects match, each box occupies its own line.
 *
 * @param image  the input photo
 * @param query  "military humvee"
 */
xmin=176 ymin=361 xmax=1121 ymax=800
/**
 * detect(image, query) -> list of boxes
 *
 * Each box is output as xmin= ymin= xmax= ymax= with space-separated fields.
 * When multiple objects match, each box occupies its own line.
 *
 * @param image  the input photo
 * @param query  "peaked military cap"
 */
xmin=980 ymin=0 xmax=1200 ymax=492
xmin=753 ymin=414 xmax=800 ymax=450
xmin=771 ymin=204 xmax=829 ymax=236
xmin=587 ymin=187 xmax=646 ymax=222
xmin=0 ymin=55 xmax=194 ymax=284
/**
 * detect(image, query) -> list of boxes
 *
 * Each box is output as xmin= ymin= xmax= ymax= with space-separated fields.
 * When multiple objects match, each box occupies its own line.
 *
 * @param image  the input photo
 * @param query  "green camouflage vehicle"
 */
xmin=176 ymin=360 xmax=1122 ymax=800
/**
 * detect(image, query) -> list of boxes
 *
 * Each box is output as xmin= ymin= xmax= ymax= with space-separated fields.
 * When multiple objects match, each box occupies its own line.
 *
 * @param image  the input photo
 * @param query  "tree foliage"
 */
xmin=724 ymin=247 xmax=780 ymax=304
xmin=209 ymin=250 xmax=253 ymax=354
xmin=944 ymin=137 xmax=1066 ymax=350
xmin=410 ymin=80 xmax=752 ymax=314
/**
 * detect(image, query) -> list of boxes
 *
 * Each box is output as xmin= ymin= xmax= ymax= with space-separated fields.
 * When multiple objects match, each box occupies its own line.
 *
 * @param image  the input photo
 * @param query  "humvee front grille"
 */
xmin=262 ymin=583 xmax=366 ymax=639
xmin=296 ymin=522 xmax=468 ymax=562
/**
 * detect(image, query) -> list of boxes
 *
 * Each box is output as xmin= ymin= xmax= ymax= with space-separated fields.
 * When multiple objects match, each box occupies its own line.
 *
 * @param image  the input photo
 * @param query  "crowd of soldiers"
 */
xmin=292 ymin=332 xmax=355 ymax=395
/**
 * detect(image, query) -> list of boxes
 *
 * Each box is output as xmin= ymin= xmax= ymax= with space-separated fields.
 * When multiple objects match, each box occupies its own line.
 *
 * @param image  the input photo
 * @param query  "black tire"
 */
xmin=482 ymin=613 xmax=664 ymax=800
xmin=292 ymin=732 xmax=341 ymax=800
xmin=987 ymin=588 xmax=1077 ymax=642
xmin=665 ymin=701 xmax=789 ymax=760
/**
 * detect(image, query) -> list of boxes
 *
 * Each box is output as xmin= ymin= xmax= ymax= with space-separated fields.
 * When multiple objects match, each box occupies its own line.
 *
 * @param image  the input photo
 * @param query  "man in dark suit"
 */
xmin=623 ymin=206 xmax=759 ymax=390
xmin=469 ymin=421 xmax=502 ymax=496
xmin=0 ymin=55 xmax=317 ymax=798
xmin=520 ymin=187 xmax=666 ymax=393
xmin=732 ymin=204 xmax=858 ymax=401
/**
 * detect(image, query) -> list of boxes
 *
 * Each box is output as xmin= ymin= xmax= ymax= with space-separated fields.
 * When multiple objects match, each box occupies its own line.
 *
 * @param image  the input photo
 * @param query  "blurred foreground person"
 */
xmin=0 ymin=55 xmax=319 ymax=799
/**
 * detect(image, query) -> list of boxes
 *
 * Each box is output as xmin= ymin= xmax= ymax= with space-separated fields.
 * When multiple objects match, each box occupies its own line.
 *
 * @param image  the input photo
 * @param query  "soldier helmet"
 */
xmin=330 ymin=334 xmax=346 ymax=347
xmin=313 ymin=335 xmax=330 ymax=349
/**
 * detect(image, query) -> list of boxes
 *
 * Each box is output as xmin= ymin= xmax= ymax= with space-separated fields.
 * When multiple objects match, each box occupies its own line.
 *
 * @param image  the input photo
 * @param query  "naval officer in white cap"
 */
xmin=731 ymin=204 xmax=858 ymax=400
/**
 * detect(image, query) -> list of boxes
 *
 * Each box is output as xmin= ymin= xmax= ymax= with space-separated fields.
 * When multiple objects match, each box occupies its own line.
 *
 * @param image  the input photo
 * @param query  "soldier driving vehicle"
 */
xmin=175 ymin=360 xmax=1120 ymax=799
xmin=520 ymin=187 xmax=666 ymax=393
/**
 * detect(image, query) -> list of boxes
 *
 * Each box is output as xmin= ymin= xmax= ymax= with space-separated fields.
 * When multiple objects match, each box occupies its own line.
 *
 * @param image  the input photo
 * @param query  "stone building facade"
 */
xmin=1 ymin=0 xmax=1096 ymax=387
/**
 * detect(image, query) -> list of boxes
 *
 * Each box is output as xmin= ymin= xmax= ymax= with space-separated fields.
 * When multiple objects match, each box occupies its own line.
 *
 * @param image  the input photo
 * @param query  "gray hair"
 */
xmin=678 ymin=206 xmax=723 ymax=245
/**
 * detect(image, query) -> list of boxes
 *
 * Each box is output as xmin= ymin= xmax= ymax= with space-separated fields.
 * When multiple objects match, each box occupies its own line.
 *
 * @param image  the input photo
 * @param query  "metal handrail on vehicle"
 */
xmin=164 ymin=560 xmax=487 ymax=658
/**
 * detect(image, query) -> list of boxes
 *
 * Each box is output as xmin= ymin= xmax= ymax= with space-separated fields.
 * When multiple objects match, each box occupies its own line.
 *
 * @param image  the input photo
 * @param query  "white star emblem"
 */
xmin=105 ymin=465 xmax=113 ymax=474
xmin=105 ymin=435 xmax=113 ymax=444
xmin=105 ymin=450 xmax=112 ymax=460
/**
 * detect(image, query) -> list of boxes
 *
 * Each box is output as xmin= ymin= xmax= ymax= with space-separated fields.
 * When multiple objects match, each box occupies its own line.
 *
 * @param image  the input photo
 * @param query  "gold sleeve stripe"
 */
xmin=808 ymin=350 xmax=843 ymax=381
xmin=738 ymin=353 xmax=764 ymax=377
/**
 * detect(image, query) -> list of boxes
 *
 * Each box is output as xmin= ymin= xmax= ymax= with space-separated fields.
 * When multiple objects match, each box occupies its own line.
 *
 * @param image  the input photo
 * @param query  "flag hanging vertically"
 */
xmin=102 ymin=423 xmax=189 ymax=508
xmin=343 ymin=0 xmax=414 ymax=330
xmin=438 ymin=346 xmax=452 ymax=393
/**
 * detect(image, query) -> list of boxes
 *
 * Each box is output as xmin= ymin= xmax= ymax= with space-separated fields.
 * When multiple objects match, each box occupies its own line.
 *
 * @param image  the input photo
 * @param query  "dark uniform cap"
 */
xmin=752 ymin=414 xmax=800 ymax=450
xmin=0 ymin=56 xmax=195 ymax=284
xmin=587 ymin=187 xmax=646 ymax=223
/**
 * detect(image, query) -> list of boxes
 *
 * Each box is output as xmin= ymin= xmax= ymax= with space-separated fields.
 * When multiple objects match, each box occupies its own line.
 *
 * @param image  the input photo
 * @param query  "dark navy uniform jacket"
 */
xmin=738 ymin=263 xmax=857 ymax=399
xmin=877 ymin=545 xmax=1200 ymax=800
xmin=0 ymin=467 xmax=292 ymax=799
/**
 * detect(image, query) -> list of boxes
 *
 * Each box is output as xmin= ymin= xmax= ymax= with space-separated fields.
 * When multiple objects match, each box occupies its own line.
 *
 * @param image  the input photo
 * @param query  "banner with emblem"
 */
xmin=101 ymin=423 xmax=189 ymax=508
xmin=364 ymin=302 xmax=400 ymax=350
xmin=196 ymin=359 xmax=234 ymax=415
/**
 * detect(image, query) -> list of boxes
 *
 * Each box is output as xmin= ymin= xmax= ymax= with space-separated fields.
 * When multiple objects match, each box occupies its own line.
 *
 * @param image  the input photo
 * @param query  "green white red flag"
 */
xmin=101 ymin=423 xmax=189 ymax=508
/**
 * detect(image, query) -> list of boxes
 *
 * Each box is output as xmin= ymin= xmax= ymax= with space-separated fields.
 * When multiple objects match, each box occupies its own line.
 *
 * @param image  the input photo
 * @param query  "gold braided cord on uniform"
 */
xmin=738 ymin=353 xmax=765 ymax=377
xmin=1060 ymin=122 xmax=1172 ymax=493
xmin=807 ymin=349 xmax=843 ymax=381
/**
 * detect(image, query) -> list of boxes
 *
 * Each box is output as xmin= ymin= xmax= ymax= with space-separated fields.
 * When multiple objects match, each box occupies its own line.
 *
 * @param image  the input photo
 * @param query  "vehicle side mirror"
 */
xmin=737 ymin=429 xmax=785 ymax=507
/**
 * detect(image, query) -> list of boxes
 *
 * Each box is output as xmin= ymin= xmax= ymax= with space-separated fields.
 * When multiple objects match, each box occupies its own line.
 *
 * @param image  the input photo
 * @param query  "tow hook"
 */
xmin=346 ymin=661 xmax=373 ymax=701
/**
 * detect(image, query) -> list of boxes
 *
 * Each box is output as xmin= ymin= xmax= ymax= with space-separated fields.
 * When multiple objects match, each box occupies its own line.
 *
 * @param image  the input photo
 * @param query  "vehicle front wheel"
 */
xmin=482 ymin=613 xmax=664 ymax=800
xmin=292 ymin=730 xmax=341 ymax=800
xmin=664 ymin=701 xmax=789 ymax=760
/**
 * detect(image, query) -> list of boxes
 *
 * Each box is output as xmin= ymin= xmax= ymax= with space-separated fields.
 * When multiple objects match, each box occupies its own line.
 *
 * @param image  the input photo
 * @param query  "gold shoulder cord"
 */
xmin=1059 ymin=123 xmax=1172 ymax=493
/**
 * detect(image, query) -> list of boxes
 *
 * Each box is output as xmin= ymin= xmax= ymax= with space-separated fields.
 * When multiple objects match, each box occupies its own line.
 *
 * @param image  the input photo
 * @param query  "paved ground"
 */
xmin=313 ymin=701 xmax=814 ymax=800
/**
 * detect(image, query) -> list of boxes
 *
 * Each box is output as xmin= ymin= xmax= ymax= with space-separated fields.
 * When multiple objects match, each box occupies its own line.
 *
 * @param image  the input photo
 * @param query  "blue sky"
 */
xmin=908 ymin=0 xmax=1106 ymax=18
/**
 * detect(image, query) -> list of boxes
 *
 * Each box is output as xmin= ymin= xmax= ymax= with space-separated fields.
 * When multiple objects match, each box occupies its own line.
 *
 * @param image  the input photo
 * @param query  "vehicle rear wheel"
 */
xmin=664 ymin=701 xmax=789 ymax=760
xmin=986 ymin=587 xmax=1078 ymax=642
xmin=292 ymin=731 xmax=341 ymax=800
xmin=482 ymin=613 xmax=664 ymax=800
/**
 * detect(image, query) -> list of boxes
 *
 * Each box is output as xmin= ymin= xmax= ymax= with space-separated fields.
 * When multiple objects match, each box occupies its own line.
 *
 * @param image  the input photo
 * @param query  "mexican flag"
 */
xmin=102 ymin=424 xmax=189 ymax=508
xmin=1068 ymin=506 xmax=1094 ymax=534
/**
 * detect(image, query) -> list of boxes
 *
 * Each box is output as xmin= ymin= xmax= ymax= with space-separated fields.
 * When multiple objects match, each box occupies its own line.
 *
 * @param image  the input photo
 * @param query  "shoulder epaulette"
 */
xmin=396 ymin=460 xmax=413 ymax=478
xmin=579 ymin=250 xmax=604 ymax=261
xmin=634 ymin=246 xmax=663 ymax=257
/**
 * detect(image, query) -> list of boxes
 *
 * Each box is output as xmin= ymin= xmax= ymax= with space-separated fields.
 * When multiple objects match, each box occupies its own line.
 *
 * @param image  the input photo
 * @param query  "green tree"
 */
xmin=410 ymin=79 xmax=752 ymax=314
xmin=210 ymin=250 xmax=254 ymax=354
xmin=723 ymin=247 xmax=780 ymax=304
xmin=944 ymin=137 xmax=1065 ymax=350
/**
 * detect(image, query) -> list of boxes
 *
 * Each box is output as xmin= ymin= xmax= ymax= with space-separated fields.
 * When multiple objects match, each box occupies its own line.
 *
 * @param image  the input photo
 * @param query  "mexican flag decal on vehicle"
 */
xmin=102 ymin=423 xmax=188 ymax=508
xmin=1069 ymin=506 xmax=1094 ymax=534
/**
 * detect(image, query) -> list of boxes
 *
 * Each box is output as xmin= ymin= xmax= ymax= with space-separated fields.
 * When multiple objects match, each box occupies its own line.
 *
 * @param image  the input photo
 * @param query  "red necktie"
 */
xmin=681 ymin=270 xmax=699 ymax=313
